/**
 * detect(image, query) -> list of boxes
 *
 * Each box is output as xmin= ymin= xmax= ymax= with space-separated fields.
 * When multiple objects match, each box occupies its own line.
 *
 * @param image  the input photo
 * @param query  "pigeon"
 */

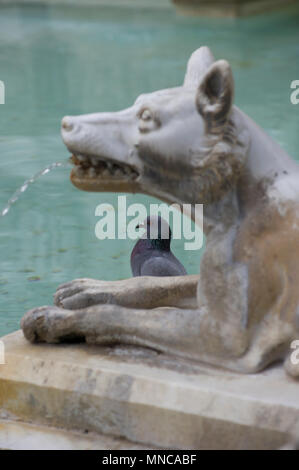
xmin=130 ymin=215 xmax=187 ymax=277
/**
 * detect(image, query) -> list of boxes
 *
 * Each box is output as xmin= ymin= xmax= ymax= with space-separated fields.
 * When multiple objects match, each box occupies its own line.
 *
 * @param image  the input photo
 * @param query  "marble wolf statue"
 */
xmin=21 ymin=47 xmax=299 ymax=377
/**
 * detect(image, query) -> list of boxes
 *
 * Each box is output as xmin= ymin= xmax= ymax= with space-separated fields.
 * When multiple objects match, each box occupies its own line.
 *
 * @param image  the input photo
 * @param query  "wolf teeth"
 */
xmin=77 ymin=154 xmax=87 ymax=162
xmin=76 ymin=166 xmax=85 ymax=177
xmin=114 ymin=169 xmax=123 ymax=178
xmin=101 ymin=168 xmax=110 ymax=178
xmin=106 ymin=162 xmax=113 ymax=172
xmin=72 ymin=153 xmax=139 ymax=180
xmin=88 ymin=167 xmax=97 ymax=178
xmin=123 ymin=166 xmax=132 ymax=175
xmin=91 ymin=156 xmax=99 ymax=166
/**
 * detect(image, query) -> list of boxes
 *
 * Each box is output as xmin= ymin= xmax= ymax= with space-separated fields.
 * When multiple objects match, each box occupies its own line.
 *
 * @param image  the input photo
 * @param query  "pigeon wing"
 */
xmin=140 ymin=254 xmax=187 ymax=277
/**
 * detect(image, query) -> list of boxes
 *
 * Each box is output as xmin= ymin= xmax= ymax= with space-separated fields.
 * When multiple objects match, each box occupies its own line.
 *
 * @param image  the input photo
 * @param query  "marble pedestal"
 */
xmin=0 ymin=330 xmax=298 ymax=450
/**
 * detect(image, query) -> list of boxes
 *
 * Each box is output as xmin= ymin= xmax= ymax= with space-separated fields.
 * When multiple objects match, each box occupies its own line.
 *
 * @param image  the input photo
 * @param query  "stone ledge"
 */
xmin=0 ymin=330 xmax=298 ymax=449
xmin=0 ymin=417 xmax=157 ymax=450
xmin=0 ymin=0 xmax=171 ymax=8
xmin=172 ymin=0 xmax=298 ymax=17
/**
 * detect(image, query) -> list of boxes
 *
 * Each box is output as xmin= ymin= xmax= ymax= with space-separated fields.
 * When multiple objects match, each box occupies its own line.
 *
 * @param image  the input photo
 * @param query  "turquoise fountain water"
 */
xmin=0 ymin=4 xmax=298 ymax=335
xmin=0 ymin=161 xmax=70 ymax=217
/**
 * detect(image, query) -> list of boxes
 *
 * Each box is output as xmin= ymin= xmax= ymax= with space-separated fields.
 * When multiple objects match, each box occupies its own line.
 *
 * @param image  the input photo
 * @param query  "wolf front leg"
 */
xmin=21 ymin=303 xmax=250 ymax=371
xmin=54 ymin=275 xmax=199 ymax=310
xmin=21 ymin=304 xmax=201 ymax=351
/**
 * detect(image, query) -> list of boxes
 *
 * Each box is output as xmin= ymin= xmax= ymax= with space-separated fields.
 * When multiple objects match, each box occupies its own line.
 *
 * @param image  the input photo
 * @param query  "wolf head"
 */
xmin=62 ymin=47 xmax=248 ymax=206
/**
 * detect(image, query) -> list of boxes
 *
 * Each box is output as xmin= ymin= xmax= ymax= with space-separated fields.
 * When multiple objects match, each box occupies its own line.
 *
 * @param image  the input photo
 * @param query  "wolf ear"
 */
xmin=184 ymin=46 xmax=215 ymax=88
xmin=196 ymin=60 xmax=234 ymax=132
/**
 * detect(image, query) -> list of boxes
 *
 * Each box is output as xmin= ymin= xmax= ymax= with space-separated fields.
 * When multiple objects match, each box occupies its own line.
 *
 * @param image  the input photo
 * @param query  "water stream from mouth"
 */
xmin=1 ymin=159 xmax=71 ymax=218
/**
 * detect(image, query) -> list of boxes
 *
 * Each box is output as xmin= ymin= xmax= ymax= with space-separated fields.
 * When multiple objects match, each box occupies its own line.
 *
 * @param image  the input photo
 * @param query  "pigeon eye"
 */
xmin=140 ymin=109 xmax=152 ymax=121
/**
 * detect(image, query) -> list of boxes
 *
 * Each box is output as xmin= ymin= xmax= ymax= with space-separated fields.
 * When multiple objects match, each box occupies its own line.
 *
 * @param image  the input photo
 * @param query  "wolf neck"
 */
xmin=233 ymin=106 xmax=296 ymax=182
xmin=234 ymin=108 xmax=298 ymax=198
xmin=203 ymin=107 xmax=297 ymax=232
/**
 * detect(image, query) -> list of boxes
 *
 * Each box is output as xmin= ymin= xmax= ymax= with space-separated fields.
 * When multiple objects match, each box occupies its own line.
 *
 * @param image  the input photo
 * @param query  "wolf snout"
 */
xmin=61 ymin=116 xmax=82 ymax=149
xmin=61 ymin=116 xmax=75 ymax=132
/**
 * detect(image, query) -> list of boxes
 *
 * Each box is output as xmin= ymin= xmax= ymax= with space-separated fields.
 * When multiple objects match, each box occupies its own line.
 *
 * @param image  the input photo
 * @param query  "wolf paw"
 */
xmin=21 ymin=306 xmax=72 ymax=343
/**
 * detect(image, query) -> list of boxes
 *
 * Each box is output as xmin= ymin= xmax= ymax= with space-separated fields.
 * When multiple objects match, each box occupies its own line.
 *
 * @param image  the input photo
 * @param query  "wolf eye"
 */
xmin=138 ymin=108 xmax=160 ymax=134
xmin=140 ymin=109 xmax=152 ymax=121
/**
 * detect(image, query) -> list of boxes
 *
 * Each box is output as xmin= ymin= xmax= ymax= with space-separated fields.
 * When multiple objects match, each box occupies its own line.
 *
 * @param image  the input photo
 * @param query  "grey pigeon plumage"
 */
xmin=130 ymin=215 xmax=187 ymax=277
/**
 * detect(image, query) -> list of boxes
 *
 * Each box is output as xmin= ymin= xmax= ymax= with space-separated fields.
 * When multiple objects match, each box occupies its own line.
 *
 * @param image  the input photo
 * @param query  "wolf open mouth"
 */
xmin=70 ymin=154 xmax=139 ymax=181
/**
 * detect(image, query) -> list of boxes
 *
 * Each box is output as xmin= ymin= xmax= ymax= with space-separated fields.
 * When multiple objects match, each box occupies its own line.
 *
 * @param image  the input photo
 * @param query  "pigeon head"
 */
xmin=136 ymin=215 xmax=171 ymax=251
xmin=131 ymin=215 xmax=187 ymax=276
